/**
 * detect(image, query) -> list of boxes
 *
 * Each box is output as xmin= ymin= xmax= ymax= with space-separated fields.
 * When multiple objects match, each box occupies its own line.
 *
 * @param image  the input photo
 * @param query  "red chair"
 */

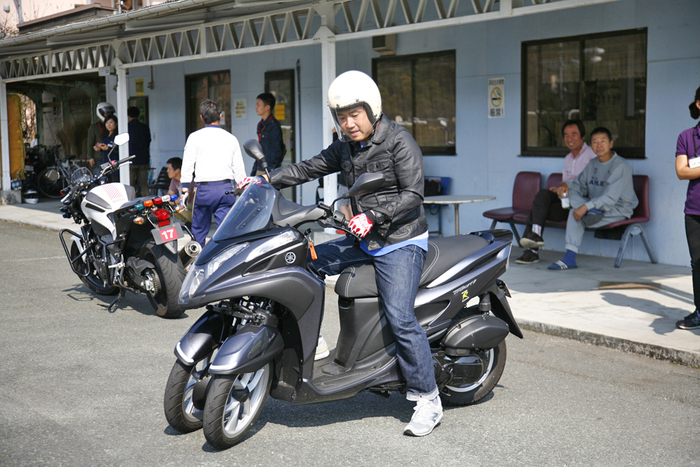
xmin=595 ymin=175 xmax=656 ymax=267
xmin=482 ymin=171 xmax=541 ymax=244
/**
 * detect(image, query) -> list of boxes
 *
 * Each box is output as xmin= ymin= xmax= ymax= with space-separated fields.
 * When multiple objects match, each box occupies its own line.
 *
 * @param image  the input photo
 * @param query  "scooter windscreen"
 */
xmin=212 ymin=177 xmax=276 ymax=242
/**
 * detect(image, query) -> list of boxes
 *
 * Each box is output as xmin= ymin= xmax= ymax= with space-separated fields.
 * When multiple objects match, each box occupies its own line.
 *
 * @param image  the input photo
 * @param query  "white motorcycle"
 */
xmin=59 ymin=133 xmax=200 ymax=318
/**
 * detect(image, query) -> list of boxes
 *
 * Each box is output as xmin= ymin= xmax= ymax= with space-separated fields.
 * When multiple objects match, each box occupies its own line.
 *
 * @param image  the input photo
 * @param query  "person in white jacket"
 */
xmin=549 ymin=127 xmax=638 ymax=270
xmin=181 ymin=99 xmax=246 ymax=246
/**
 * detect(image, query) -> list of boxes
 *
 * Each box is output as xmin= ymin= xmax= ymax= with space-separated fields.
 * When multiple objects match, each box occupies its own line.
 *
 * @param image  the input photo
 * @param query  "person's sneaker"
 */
xmin=520 ymin=231 xmax=545 ymax=249
xmin=515 ymin=249 xmax=539 ymax=264
xmin=676 ymin=310 xmax=700 ymax=330
xmin=315 ymin=336 xmax=330 ymax=360
xmin=403 ymin=397 xmax=443 ymax=437
xmin=581 ymin=209 xmax=604 ymax=227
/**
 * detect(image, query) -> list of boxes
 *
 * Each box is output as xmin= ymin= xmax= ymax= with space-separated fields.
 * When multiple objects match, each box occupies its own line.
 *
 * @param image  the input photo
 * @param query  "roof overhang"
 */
xmin=0 ymin=0 xmax=620 ymax=82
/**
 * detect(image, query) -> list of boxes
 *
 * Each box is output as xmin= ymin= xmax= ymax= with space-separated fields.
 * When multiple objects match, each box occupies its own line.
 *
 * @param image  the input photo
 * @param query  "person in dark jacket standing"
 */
xmin=674 ymin=85 xmax=700 ymax=330
xmin=250 ymin=92 xmax=284 ymax=175
xmin=238 ymin=71 xmax=441 ymax=437
xmin=127 ymin=106 xmax=152 ymax=196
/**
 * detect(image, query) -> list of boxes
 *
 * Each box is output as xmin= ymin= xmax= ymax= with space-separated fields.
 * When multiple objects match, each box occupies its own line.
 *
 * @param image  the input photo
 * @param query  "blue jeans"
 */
xmin=313 ymin=236 xmax=438 ymax=399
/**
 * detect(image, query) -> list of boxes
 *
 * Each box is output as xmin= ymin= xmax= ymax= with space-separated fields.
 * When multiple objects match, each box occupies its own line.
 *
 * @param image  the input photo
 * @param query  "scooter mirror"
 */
xmin=242 ymin=139 xmax=267 ymax=168
xmin=345 ymin=172 xmax=385 ymax=198
xmin=114 ymin=133 xmax=130 ymax=146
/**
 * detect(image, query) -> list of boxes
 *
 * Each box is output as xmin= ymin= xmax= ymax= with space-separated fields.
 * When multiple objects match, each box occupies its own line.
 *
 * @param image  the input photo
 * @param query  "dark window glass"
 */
xmin=374 ymin=51 xmax=456 ymax=155
xmin=185 ymin=71 xmax=231 ymax=136
xmin=522 ymin=29 xmax=647 ymax=158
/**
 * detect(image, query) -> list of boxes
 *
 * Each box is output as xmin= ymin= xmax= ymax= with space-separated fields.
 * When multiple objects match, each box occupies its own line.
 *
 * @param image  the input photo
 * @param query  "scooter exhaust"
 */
xmin=179 ymin=240 xmax=202 ymax=267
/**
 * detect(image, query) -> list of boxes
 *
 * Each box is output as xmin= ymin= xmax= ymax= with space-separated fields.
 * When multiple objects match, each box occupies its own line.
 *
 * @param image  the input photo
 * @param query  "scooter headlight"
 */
xmin=245 ymin=230 xmax=300 ymax=262
xmin=180 ymin=266 xmax=206 ymax=301
xmin=206 ymin=243 xmax=249 ymax=277
xmin=179 ymin=243 xmax=249 ymax=300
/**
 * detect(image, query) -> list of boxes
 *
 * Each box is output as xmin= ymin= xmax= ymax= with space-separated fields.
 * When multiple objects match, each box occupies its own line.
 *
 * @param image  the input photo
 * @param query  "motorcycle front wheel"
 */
xmin=203 ymin=363 xmax=272 ymax=450
xmin=71 ymin=242 xmax=119 ymax=295
xmin=140 ymin=241 xmax=186 ymax=319
xmin=439 ymin=339 xmax=507 ymax=407
xmin=164 ymin=358 xmax=211 ymax=433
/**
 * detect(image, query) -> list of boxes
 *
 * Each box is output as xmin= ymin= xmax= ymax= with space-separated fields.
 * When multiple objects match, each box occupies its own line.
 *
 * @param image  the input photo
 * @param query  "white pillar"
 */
xmin=115 ymin=60 xmax=131 ymax=184
xmin=316 ymin=26 xmax=338 ymax=218
xmin=0 ymin=79 xmax=11 ymax=191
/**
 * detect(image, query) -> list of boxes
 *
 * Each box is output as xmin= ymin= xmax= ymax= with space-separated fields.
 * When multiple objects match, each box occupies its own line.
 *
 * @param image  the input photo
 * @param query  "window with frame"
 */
xmin=185 ymin=70 xmax=231 ymax=136
xmin=522 ymin=29 xmax=647 ymax=158
xmin=373 ymin=51 xmax=456 ymax=155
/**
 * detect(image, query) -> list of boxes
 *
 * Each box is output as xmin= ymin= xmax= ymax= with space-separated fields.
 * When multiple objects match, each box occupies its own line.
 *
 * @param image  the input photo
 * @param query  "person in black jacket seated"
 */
xmin=238 ymin=70 xmax=442 ymax=437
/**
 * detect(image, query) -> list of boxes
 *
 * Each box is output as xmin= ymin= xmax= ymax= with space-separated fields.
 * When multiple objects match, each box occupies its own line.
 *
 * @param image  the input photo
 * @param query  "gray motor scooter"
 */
xmin=163 ymin=141 xmax=523 ymax=449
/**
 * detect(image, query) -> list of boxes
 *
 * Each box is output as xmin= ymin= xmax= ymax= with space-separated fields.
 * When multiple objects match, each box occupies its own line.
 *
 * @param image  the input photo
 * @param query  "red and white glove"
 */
xmin=348 ymin=212 xmax=374 ymax=238
xmin=237 ymin=177 xmax=254 ymax=190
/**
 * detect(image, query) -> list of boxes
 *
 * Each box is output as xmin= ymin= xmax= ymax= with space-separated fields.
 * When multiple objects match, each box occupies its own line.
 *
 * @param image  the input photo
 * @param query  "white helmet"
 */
xmin=327 ymin=70 xmax=382 ymax=142
xmin=96 ymin=102 xmax=115 ymax=122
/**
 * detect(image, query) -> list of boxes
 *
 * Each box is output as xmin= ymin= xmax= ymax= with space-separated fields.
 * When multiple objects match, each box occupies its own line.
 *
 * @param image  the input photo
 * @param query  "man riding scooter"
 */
xmin=238 ymin=70 xmax=442 ymax=436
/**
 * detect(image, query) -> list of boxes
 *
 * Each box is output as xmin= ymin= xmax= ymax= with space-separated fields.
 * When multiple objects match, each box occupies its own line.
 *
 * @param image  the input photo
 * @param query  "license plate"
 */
xmin=152 ymin=223 xmax=183 ymax=245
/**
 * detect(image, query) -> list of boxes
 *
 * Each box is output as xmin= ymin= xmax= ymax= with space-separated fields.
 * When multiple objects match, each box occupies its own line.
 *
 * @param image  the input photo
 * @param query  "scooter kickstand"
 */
xmin=107 ymin=289 xmax=126 ymax=312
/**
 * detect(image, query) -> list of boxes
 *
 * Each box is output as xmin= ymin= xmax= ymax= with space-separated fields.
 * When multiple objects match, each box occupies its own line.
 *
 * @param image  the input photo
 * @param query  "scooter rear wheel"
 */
xmin=203 ymin=363 xmax=272 ymax=450
xmin=439 ymin=340 xmax=507 ymax=406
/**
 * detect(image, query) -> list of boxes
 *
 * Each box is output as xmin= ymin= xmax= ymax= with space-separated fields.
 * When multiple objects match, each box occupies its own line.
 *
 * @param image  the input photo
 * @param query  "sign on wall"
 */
xmin=488 ymin=77 xmax=505 ymax=119
xmin=234 ymin=98 xmax=247 ymax=120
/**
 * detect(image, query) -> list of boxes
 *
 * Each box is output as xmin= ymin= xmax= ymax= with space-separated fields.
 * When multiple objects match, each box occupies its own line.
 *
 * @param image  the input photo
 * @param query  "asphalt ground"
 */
xmin=1 ymin=222 xmax=699 ymax=466
xmin=2 ymin=199 xmax=699 ymax=367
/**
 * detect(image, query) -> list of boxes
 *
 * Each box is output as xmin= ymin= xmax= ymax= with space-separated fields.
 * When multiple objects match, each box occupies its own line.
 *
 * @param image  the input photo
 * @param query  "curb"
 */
xmin=519 ymin=319 xmax=700 ymax=368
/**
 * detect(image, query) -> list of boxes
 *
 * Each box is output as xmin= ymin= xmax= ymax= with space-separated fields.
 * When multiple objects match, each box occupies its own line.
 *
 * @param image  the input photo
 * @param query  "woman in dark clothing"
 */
xmin=95 ymin=114 xmax=118 ymax=181
xmin=675 ymin=85 xmax=700 ymax=330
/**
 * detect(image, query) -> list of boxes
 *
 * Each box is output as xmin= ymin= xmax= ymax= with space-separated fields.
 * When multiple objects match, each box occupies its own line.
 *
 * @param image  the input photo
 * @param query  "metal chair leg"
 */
xmin=614 ymin=224 xmax=656 ymax=268
xmin=509 ymin=222 xmax=521 ymax=245
xmin=614 ymin=225 xmax=635 ymax=268
xmin=638 ymin=227 xmax=658 ymax=264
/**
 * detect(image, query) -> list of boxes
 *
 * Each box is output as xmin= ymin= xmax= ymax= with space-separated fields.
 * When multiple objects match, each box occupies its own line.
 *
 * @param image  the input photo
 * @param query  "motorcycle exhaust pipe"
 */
xmin=179 ymin=240 xmax=202 ymax=267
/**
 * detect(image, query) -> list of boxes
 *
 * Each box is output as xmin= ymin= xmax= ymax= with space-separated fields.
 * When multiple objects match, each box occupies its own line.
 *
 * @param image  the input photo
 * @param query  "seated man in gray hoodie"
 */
xmin=549 ymin=127 xmax=638 ymax=270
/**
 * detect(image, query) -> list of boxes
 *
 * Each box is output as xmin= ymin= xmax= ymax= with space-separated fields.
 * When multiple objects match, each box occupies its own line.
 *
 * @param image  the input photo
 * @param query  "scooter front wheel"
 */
xmin=440 ymin=340 xmax=507 ymax=406
xmin=163 ymin=359 xmax=208 ymax=433
xmin=203 ymin=363 xmax=272 ymax=450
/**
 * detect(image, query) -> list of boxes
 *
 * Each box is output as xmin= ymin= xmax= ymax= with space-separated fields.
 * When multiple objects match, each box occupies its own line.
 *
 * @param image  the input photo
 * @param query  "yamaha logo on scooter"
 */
xmin=285 ymin=252 xmax=296 ymax=264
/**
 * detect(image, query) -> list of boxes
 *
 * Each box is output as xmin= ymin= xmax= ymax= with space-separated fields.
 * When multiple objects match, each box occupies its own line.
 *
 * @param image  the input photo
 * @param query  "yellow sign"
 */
xmin=135 ymin=78 xmax=145 ymax=96
xmin=234 ymin=98 xmax=247 ymax=120
xmin=274 ymin=104 xmax=285 ymax=121
xmin=487 ymin=77 xmax=505 ymax=118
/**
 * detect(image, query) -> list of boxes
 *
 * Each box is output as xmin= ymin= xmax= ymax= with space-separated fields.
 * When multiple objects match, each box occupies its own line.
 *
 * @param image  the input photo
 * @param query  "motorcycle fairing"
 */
xmin=175 ymin=309 xmax=224 ymax=365
xmin=180 ymin=264 xmax=325 ymax=373
xmin=208 ymin=325 xmax=284 ymax=375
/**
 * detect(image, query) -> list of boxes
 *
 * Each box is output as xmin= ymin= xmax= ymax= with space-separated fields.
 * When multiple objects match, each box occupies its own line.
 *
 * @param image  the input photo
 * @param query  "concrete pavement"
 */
xmin=2 ymin=198 xmax=698 ymax=367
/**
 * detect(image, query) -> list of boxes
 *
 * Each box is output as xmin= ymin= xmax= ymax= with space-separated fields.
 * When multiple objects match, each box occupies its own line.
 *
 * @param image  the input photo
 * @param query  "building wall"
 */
xmin=123 ymin=0 xmax=699 ymax=266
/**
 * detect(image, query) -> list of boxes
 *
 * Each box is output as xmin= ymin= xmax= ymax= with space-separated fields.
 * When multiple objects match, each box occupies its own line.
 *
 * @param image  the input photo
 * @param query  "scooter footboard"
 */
xmin=209 ymin=325 xmax=284 ymax=375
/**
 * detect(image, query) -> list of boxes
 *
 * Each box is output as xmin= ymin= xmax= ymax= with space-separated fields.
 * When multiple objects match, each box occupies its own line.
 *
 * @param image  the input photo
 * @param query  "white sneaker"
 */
xmin=315 ymin=336 xmax=330 ymax=360
xmin=403 ymin=397 xmax=443 ymax=436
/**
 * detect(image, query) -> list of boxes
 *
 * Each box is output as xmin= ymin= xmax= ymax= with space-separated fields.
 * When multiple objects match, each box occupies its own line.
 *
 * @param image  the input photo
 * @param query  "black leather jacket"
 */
xmin=269 ymin=117 xmax=428 ymax=250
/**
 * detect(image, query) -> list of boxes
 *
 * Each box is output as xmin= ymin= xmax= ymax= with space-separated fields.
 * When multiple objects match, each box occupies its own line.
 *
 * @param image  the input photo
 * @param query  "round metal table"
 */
xmin=423 ymin=195 xmax=496 ymax=236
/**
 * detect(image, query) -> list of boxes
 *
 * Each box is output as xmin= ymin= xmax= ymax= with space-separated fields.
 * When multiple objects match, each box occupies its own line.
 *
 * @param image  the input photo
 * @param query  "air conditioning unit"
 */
xmin=372 ymin=35 xmax=396 ymax=56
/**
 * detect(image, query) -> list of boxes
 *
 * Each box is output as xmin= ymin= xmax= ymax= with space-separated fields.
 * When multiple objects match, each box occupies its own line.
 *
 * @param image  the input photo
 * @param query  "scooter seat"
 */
xmin=334 ymin=234 xmax=490 ymax=298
